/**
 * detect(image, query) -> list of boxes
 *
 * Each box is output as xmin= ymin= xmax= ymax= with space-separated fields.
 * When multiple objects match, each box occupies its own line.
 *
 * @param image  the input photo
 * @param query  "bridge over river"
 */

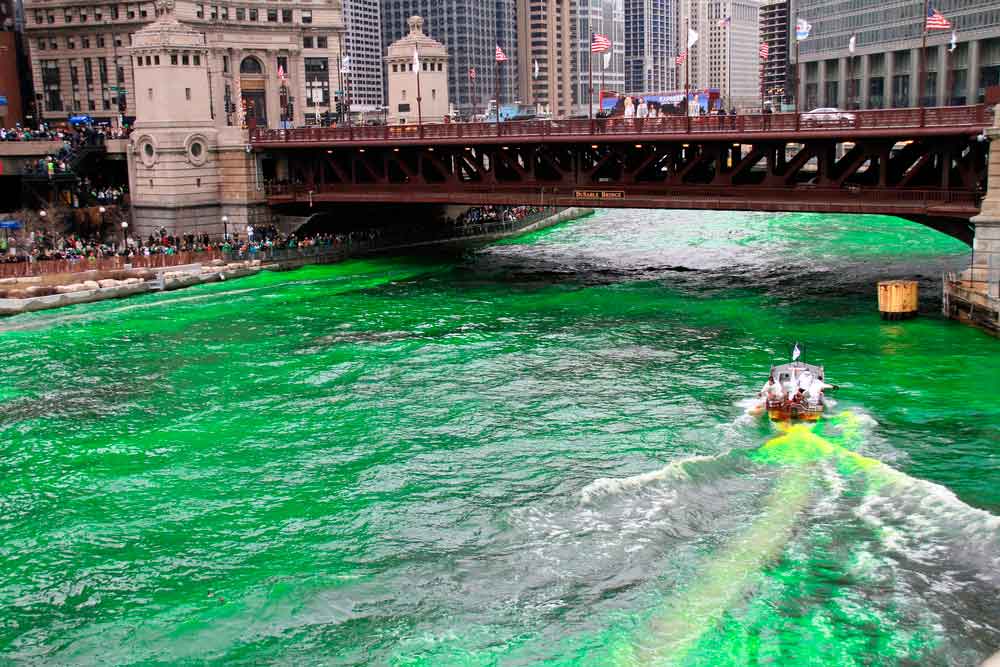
xmin=252 ymin=105 xmax=993 ymax=244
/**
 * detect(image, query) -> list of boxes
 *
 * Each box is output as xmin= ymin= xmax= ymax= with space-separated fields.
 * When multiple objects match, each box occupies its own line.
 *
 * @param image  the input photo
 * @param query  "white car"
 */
xmin=802 ymin=107 xmax=857 ymax=124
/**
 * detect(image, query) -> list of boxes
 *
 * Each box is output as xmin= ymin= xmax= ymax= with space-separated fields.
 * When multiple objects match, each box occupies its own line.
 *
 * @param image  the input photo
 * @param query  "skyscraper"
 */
xmin=380 ymin=0 xmax=518 ymax=117
xmin=759 ymin=0 xmax=788 ymax=108
xmin=516 ymin=0 xmax=574 ymax=117
xmin=624 ymin=0 xmax=679 ymax=94
xmin=680 ymin=0 xmax=761 ymax=109
xmin=342 ymin=0 xmax=384 ymax=113
xmin=571 ymin=0 xmax=625 ymax=114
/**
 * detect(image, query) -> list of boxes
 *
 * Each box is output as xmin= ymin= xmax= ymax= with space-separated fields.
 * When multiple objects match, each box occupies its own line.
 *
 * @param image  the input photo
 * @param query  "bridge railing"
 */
xmin=250 ymin=105 xmax=990 ymax=145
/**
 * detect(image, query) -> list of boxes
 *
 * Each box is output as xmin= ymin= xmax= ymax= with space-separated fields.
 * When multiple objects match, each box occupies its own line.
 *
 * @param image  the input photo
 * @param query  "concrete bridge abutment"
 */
xmin=945 ymin=116 xmax=1000 ymax=334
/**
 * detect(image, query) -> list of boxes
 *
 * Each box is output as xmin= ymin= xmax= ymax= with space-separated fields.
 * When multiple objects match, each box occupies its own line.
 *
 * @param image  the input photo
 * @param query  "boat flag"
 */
xmin=277 ymin=64 xmax=286 ymax=81
xmin=795 ymin=18 xmax=812 ymax=41
xmin=675 ymin=50 xmax=687 ymax=66
xmin=848 ymin=34 xmax=856 ymax=53
xmin=759 ymin=42 xmax=770 ymax=60
xmin=949 ymin=30 xmax=957 ymax=52
xmin=717 ymin=16 xmax=731 ymax=28
xmin=591 ymin=33 xmax=612 ymax=53
xmin=413 ymin=45 xmax=420 ymax=71
xmin=926 ymin=7 xmax=951 ymax=30
xmin=792 ymin=343 xmax=802 ymax=361
xmin=688 ymin=28 xmax=699 ymax=48
xmin=603 ymin=52 xmax=612 ymax=69
xmin=340 ymin=56 xmax=351 ymax=75
xmin=495 ymin=45 xmax=508 ymax=62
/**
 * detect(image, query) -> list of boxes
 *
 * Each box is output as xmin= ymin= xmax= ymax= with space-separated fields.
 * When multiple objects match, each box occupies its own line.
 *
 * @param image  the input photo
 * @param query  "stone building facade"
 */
xmin=385 ymin=16 xmax=448 ymax=125
xmin=22 ymin=0 xmax=344 ymax=127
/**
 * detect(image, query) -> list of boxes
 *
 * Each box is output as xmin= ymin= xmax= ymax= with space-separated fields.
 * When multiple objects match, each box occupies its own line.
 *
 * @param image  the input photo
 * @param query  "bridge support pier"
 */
xmin=945 ymin=120 xmax=1000 ymax=335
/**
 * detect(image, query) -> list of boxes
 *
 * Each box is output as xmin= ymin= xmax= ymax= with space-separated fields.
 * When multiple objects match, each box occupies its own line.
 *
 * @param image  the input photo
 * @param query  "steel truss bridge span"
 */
xmin=253 ymin=106 xmax=992 ymax=243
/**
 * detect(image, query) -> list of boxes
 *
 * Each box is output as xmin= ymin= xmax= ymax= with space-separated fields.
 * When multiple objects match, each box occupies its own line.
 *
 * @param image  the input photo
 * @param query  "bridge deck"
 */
xmin=251 ymin=106 xmax=991 ymax=149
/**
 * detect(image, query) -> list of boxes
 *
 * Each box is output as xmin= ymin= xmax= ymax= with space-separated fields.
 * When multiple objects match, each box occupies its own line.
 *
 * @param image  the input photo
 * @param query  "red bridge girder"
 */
xmin=256 ymin=106 xmax=991 ymax=243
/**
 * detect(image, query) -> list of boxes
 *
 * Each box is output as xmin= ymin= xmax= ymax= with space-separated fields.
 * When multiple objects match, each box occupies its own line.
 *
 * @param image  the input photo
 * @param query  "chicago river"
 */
xmin=2 ymin=209 xmax=998 ymax=665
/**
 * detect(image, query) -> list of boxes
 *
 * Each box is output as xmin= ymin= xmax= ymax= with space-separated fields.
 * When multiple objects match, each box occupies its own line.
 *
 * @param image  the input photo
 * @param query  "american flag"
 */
xmin=495 ymin=45 xmax=508 ymax=62
xmin=759 ymin=41 xmax=770 ymax=59
xmin=926 ymin=7 xmax=951 ymax=30
xmin=675 ymin=50 xmax=687 ymax=66
xmin=717 ymin=16 xmax=731 ymax=28
xmin=591 ymin=33 xmax=612 ymax=53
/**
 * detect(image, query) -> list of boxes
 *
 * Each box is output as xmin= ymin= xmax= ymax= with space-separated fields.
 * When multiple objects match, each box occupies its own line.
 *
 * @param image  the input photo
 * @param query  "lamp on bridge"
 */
xmin=121 ymin=221 xmax=129 ymax=250
xmin=222 ymin=215 xmax=229 ymax=242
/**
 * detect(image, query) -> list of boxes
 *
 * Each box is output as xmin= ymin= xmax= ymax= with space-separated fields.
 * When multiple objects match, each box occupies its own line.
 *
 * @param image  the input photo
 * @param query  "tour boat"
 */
xmin=761 ymin=361 xmax=829 ymax=422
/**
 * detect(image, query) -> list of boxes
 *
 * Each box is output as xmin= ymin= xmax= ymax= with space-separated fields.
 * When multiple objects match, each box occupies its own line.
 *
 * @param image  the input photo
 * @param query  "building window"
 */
xmin=67 ymin=38 xmax=76 ymax=49
xmin=135 ymin=56 xmax=142 ymax=67
xmin=79 ymin=8 xmax=87 ymax=22
xmin=193 ymin=54 xmax=200 ymax=66
xmin=170 ymin=54 xmax=178 ymax=65
xmin=88 ymin=100 xmax=96 ymax=110
xmin=182 ymin=54 xmax=189 ymax=65
xmin=97 ymin=35 xmax=105 ymax=48
xmin=82 ymin=37 xmax=90 ymax=48
xmin=37 ymin=38 xmax=45 ymax=51
xmin=127 ymin=7 xmax=135 ymax=19
xmin=98 ymin=57 xmax=108 ymax=83
xmin=154 ymin=55 xmax=160 ymax=65
xmin=64 ymin=10 xmax=73 ymax=22
xmin=84 ymin=58 xmax=93 ymax=83
xmin=34 ymin=10 xmax=42 ymax=23
xmin=240 ymin=56 xmax=263 ymax=74
xmin=277 ymin=56 xmax=288 ymax=76
xmin=316 ymin=36 xmax=327 ymax=49
xmin=115 ymin=35 xmax=123 ymax=47
xmin=110 ymin=6 xmax=118 ymax=19
xmin=146 ymin=55 xmax=151 ymax=65
xmin=267 ymin=8 xmax=277 ymax=22
xmin=94 ymin=8 xmax=102 ymax=20
xmin=70 ymin=64 xmax=79 ymax=84
xmin=185 ymin=88 xmax=191 ymax=100
xmin=221 ymin=6 xmax=229 ymax=20
xmin=282 ymin=8 xmax=291 ymax=22
xmin=304 ymin=57 xmax=329 ymax=107
xmin=392 ymin=64 xmax=397 ymax=72
xmin=210 ymin=6 xmax=217 ymax=20
xmin=148 ymin=87 xmax=153 ymax=99
xmin=249 ymin=8 xmax=257 ymax=21
xmin=303 ymin=36 xmax=313 ymax=48
xmin=196 ymin=4 xmax=203 ymax=18
xmin=103 ymin=98 xmax=111 ymax=110
xmin=140 ymin=6 xmax=147 ymax=17
xmin=236 ymin=7 xmax=244 ymax=20
xmin=301 ymin=9 xmax=312 ymax=24
xmin=223 ymin=55 xmax=229 ymax=72
xmin=46 ymin=11 xmax=55 ymax=23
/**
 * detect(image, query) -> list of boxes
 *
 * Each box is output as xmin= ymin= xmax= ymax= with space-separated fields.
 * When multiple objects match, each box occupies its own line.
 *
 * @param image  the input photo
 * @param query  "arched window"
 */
xmin=240 ymin=57 xmax=263 ymax=75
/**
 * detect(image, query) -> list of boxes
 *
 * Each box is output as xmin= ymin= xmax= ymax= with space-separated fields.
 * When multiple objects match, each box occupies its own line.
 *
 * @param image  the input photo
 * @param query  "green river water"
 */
xmin=1 ymin=210 xmax=998 ymax=666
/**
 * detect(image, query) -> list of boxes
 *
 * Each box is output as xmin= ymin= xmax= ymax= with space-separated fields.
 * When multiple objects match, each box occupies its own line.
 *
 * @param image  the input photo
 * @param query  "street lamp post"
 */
xmin=120 ymin=221 xmax=129 ymax=252
xmin=221 ymin=215 xmax=229 ymax=242
xmin=99 ymin=205 xmax=107 ymax=244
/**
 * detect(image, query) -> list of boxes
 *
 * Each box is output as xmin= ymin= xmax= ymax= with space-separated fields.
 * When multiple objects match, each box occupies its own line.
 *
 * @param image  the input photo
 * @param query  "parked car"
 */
xmin=802 ymin=107 xmax=857 ymax=125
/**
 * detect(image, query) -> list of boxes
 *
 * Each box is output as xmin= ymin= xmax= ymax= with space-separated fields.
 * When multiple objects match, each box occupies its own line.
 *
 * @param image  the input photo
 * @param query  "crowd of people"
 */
xmin=450 ymin=205 xmax=547 ymax=227
xmin=0 ymin=123 xmax=130 ymax=142
xmin=0 ymin=206 xmax=554 ymax=269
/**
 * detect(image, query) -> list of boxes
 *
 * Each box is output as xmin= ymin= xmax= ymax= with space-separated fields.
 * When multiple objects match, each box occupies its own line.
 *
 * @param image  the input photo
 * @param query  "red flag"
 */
xmin=495 ymin=45 xmax=508 ymax=62
xmin=759 ymin=42 xmax=770 ymax=60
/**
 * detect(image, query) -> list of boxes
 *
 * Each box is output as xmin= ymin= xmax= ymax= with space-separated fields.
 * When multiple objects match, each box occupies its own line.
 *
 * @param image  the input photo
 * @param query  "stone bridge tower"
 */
xmin=128 ymin=0 xmax=266 ymax=238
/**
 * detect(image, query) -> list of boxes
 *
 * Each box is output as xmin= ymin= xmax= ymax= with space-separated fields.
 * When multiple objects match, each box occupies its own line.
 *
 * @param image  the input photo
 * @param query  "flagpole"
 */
xmin=685 ymin=19 xmax=690 ymax=113
xmin=727 ymin=19 xmax=731 ymax=109
xmin=919 ymin=0 xmax=929 ymax=108
xmin=848 ymin=40 xmax=854 ymax=109
xmin=467 ymin=66 xmax=473 ymax=118
xmin=794 ymin=39 xmax=800 ymax=114
xmin=588 ymin=33 xmax=594 ymax=120
xmin=495 ymin=55 xmax=501 ymax=136
xmin=416 ymin=53 xmax=423 ymax=127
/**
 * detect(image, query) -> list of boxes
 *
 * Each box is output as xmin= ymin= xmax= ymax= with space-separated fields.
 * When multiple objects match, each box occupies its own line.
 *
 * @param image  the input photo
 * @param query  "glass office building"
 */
xmin=795 ymin=0 xmax=1000 ymax=109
